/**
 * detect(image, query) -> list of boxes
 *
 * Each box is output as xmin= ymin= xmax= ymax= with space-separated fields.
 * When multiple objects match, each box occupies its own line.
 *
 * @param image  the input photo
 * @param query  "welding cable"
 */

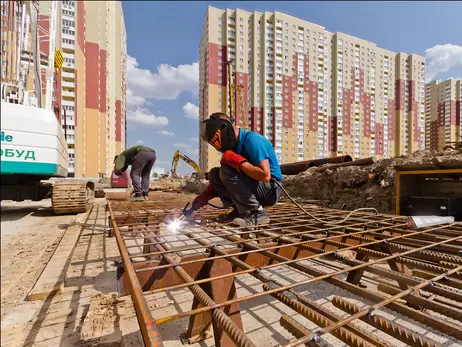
xmin=207 ymin=202 xmax=225 ymax=209
xmin=271 ymin=178 xmax=378 ymax=225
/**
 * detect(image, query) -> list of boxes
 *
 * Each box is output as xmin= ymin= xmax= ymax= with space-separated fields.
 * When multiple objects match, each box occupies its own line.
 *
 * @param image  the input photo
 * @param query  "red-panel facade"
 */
xmin=450 ymin=101 xmax=456 ymax=125
xmin=375 ymin=123 xmax=384 ymax=155
xmin=395 ymin=79 xmax=405 ymax=111
xmin=387 ymin=99 xmax=396 ymax=142
xmin=282 ymin=75 xmax=293 ymax=129
xmin=99 ymin=50 xmax=107 ymax=113
xmin=456 ymin=101 xmax=461 ymax=126
xmin=85 ymin=42 xmax=99 ymax=109
xmin=207 ymin=43 xmax=227 ymax=87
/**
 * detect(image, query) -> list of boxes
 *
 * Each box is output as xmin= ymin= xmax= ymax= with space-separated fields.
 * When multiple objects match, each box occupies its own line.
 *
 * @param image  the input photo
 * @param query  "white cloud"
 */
xmin=157 ymin=130 xmax=175 ymax=136
xmin=189 ymin=137 xmax=199 ymax=142
xmin=127 ymin=89 xmax=149 ymax=109
xmin=183 ymin=102 xmax=199 ymax=120
xmin=127 ymin=108 xmax=169 ymax=127
xmin=425 ymin=44 xmax=462 ymax=82
xmin=173 ymin=143 xmax=191 ymax=149
xmin=136 ymin=140 xmax=144 ymax=144
xmin=127 ymin=55 xmax=199 ymax=100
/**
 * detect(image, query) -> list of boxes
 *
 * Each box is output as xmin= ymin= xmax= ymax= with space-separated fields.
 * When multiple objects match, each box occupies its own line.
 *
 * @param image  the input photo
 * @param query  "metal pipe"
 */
xmin=280 ymin=155 xmax=353 ymax=175
xmin=315 ymin=157 xmax=376 ymax=173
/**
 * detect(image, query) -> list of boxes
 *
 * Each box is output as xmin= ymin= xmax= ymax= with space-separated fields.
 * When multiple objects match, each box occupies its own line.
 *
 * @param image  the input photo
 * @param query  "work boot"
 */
xmin=215 ymin=208 xmax=240 ymax=222
xmin=232 ymin=208 xmax=270 ymax=227
xmin=131 ymin=195 xmax=144 ymax=202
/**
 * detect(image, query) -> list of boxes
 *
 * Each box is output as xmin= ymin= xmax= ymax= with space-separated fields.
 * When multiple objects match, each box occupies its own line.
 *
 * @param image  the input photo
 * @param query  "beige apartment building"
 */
xmin=1 ymin=0 xmax=126 ymax=178
xmin=425 ymin=78 xmax=462 ymax=150
xmin=199 ymin=6 xmax=426 ymax=172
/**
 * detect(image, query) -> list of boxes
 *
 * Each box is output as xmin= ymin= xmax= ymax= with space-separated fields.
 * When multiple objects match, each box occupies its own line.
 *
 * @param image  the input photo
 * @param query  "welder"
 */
xmin=114 ymin=145 xmax=156 ymax=201
xmin=190 ymin=112 xmax=282 ymax=226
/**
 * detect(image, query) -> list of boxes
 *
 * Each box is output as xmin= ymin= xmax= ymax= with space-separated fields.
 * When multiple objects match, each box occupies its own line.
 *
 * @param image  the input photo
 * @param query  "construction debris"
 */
xmin=149 ymin=177 xmax=208 ymax=194
xmin=283 ymin=149 xmax=462 ymax=214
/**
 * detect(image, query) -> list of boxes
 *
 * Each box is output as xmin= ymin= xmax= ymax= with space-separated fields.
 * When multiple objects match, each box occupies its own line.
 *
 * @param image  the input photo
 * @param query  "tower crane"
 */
xmin=225 ymin=60 xmax=248 ymax=130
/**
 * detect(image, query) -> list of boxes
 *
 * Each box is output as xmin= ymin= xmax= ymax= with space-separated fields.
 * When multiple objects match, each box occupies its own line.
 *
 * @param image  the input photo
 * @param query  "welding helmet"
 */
xmin=200 ymin=113 xmax=237 ymax=153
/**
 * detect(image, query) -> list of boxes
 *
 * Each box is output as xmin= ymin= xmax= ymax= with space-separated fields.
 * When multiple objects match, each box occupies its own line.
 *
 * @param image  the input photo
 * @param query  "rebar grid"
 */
xmin=107 ymin=193 xmax=462 ymax=347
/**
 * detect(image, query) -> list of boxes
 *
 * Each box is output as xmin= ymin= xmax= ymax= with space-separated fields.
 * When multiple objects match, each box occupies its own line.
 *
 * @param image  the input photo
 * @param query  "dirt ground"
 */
xmin=0 ymin=196 xmax=143 ymax=347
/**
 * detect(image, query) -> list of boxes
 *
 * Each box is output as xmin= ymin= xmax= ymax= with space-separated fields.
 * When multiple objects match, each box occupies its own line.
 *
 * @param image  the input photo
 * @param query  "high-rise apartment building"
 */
xmin=1 ymin=0 xmax=126 ymax=178
xmin=199 ymin=6 xmax=426 ymax=172
xmin=425 ymin=78 xmax=462 ymax=150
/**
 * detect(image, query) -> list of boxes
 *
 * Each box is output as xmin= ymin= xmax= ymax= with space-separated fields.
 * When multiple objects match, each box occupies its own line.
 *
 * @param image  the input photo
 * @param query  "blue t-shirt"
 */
xmin=235 ymin=129 xmax=282 ymax=181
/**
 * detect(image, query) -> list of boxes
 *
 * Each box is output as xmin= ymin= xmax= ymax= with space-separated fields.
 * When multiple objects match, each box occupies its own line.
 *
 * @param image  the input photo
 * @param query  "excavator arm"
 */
xmin=171 ymin=150 xmax=201 ymax=176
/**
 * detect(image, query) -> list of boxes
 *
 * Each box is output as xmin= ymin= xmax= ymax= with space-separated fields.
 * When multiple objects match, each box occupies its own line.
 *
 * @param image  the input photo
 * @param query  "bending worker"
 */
xmin=191 ymin=112 xmax=282 ymax=226
xmin=114 ymin=145 xmax=156 ymax=201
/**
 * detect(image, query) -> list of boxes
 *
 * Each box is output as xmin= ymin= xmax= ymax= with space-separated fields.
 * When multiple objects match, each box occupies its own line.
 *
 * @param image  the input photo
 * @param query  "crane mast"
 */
xmin=225 ymin=60 xmax=248 ymax=130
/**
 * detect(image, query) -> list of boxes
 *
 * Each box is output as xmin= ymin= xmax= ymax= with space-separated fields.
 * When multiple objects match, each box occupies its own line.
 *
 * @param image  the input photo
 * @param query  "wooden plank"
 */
xmin=26 ymin=213 xmax=86 ymax=301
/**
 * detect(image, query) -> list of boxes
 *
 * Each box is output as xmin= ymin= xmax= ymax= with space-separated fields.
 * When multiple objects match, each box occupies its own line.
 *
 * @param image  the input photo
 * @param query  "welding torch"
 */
xmin=178 ymin=202 xmax=196 ymax=222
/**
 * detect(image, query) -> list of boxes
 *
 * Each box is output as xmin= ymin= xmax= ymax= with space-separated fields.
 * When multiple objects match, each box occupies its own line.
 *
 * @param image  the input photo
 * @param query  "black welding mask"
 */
xmin=200 ymin=113 xmax=237 ymax=153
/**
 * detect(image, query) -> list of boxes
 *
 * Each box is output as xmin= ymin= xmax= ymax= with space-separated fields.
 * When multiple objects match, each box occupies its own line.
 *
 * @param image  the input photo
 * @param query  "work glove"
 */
xmin=192 ymin=184 xmax=217 ymax=210
xmin=220 ymin=150 xmax=247 ymax=171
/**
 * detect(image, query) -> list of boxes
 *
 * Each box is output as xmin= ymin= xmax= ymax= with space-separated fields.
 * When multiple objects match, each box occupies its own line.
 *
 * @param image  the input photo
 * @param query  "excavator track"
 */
xmin=52 ymin=180 xmax=95 ymax=215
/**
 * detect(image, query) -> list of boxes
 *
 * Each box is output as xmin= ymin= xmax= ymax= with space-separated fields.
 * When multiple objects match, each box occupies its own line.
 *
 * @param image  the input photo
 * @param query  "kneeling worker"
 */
xmin=114 ymin=145 xmax=156 ymax=201
xmin=191 ymin=112 xmax=282 ymax=226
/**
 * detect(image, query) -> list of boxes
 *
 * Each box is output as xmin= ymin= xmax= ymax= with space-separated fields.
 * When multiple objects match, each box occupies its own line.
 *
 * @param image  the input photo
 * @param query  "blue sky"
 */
xmin=122 ymin=1 xmax=462 ymax=174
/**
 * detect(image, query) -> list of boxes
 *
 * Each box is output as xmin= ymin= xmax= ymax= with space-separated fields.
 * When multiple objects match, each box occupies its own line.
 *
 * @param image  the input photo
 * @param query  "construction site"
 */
xmin=2 ymin=147 xmax=462 ymax=347
xmin=2 ymin=1 xmax=462 ymax=346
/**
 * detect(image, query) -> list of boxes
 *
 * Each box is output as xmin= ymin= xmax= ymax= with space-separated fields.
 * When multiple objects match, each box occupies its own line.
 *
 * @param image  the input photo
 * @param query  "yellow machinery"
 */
xmin=225 ymin=60 xmax=248 ymax=130
xmin=171 ymin=150 xmax=201 ymax=177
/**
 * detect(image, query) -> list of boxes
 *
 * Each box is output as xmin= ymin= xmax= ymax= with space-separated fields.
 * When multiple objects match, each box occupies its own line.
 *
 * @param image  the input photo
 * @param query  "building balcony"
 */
xmin=62 ymin=42 xmax=75 ymax=51
xmin=62 ymin=80 xmax=75 ymax=89
xmin=62 ymin=71 xmax=75 ymax=79
xmin=62 ymin=90 xmax=75 ymax=98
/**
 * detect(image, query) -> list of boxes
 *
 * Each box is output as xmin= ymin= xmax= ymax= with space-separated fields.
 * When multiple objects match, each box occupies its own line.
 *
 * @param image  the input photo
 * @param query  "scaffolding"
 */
xmin=107 ymin=192 xmax=462 ymax=347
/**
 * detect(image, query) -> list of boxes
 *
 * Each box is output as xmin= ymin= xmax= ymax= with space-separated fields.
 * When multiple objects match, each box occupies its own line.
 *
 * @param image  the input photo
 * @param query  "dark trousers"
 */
xmin=208 ymin=165 xmax=282 ymax=214
xmin=130 ymin=150 xmax=156 ymax=196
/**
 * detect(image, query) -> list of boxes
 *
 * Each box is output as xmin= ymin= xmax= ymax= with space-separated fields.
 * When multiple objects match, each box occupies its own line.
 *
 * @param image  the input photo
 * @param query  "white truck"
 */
xmin=0 ymin=101 xmax=95 ymax=214
xmin=0 ymin=1 xmax=94 ymax=214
